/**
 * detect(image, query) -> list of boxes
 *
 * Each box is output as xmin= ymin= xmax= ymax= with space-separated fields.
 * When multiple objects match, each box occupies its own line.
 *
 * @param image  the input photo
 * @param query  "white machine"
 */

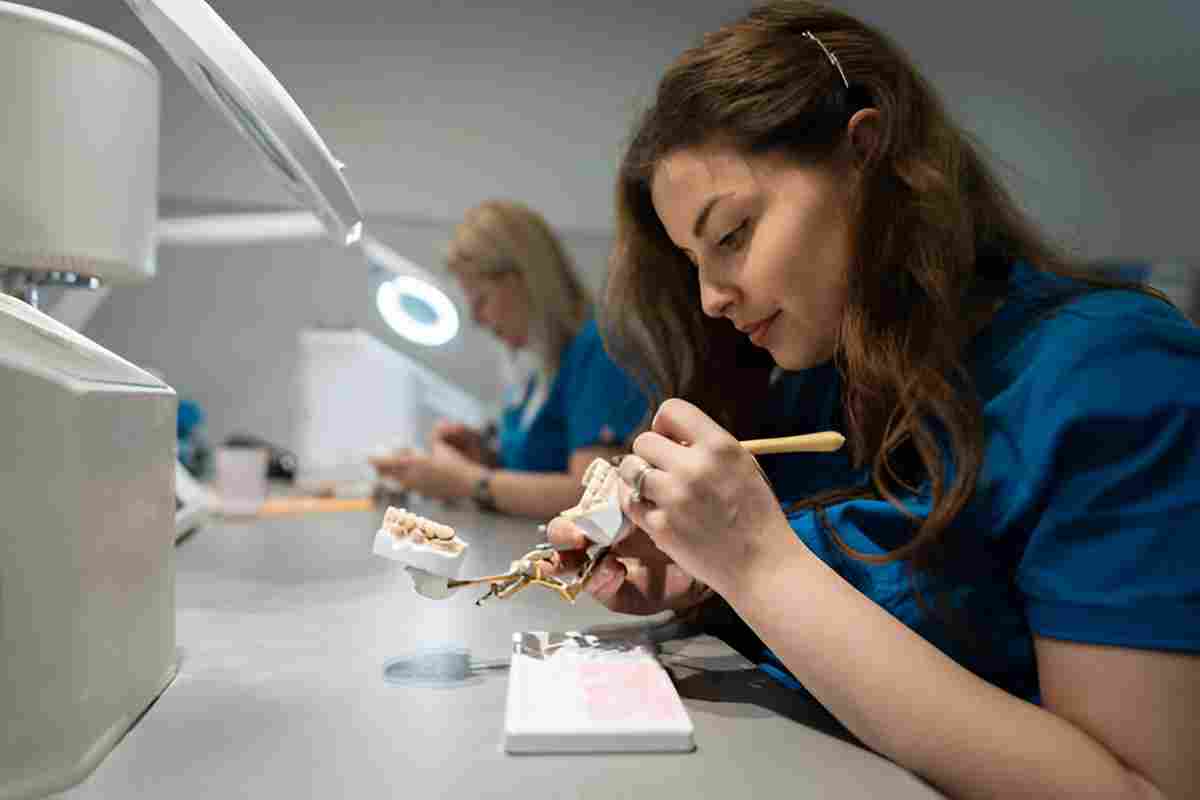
xmin=0 ymin=2 xmax=361 ymax=798
xmin=294 ymin=328 xmax=489 ymax=487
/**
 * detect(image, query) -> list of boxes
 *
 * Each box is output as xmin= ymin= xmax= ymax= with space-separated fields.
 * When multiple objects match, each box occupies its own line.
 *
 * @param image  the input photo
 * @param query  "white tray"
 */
xmin=503 ymin=631 xmax=695 ymax=754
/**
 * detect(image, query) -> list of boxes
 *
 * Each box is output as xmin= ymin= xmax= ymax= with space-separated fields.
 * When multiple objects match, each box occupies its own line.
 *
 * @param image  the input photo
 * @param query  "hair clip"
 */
xmin=803 ymin=30 xmax=850 ymax=89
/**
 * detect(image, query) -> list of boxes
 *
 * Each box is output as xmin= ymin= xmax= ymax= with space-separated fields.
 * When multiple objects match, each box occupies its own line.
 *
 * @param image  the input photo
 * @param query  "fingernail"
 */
xmin=595 ymin=560 xmax=619 ymax=584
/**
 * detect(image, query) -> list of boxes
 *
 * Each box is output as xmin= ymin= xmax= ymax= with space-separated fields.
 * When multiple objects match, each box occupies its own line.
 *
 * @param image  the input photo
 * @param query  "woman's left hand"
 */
xmin=617 ymin=398 xmax=796 ymax=598
xmin=368 ymin=440 xmax=482 ymax=501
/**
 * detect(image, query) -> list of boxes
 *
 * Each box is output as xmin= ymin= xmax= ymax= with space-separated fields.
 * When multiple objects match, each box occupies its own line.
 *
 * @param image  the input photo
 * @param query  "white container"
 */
xmin=504 ymin=631 xmax=695 ymax=753
xmin=215 ymin=446 xmax=270 ymax=515
xmin=294 ymin=329 xmax=487 ymax=487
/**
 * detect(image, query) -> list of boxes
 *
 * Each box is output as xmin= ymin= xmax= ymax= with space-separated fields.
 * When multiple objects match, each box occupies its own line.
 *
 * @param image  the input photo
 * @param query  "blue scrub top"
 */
xmin=754 ymin=262 xmax=1200 ymax=702
xmin=497 ymin=318 xmax=647 ymax=473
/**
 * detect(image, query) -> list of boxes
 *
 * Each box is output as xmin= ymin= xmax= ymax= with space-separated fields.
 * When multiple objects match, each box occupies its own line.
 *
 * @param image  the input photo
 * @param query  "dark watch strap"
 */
xmin=472 ymin=472 xmax=497 ymax=511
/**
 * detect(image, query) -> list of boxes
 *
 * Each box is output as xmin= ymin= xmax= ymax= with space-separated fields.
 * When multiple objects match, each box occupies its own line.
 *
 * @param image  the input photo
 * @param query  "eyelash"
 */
xmin=717 ymin=220 xmax=749 ymax=251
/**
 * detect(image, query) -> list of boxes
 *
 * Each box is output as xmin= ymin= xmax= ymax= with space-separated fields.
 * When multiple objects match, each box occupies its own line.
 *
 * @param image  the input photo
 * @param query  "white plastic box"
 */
xmin=503 ymin=631 xmax=695 ymax=754
xmin=293 ymin=328 xmax=487 ymax=486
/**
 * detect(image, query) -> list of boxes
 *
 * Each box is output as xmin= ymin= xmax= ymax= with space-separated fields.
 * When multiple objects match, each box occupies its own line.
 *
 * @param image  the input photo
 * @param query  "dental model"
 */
xmin=556 ymin=457 xmax=629 ymax=547
xmin=469 ymin=459 xmax=635 ymax=604
xmin=560 ymin=458 xmax=619 ymax=517
xmin=379 ymin=436 xmax=845 ymax=607
xmin=372 ymin=506 xmax=469 ymax=579
xmin=372 ymin=460 xmax=628 ymax=606
xmin=370 ymin=506 xmax=582 ymax=604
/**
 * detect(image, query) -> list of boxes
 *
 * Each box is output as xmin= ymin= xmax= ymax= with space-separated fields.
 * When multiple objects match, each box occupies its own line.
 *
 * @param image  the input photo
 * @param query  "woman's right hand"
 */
xmin=429 ymin=419 xmax=487 ymax=464
xmin=545 ymin=517 xmax=710 ymax=616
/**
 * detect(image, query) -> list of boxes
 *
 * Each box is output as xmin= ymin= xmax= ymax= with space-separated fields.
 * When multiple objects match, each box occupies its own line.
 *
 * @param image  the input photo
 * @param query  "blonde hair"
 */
xmin=447 ymin=199 xmax=591 ymax=373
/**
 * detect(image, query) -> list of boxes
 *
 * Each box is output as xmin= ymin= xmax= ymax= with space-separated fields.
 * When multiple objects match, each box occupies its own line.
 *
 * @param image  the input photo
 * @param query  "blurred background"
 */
xmin=17 ymin=0 xmax=1199 ymax=456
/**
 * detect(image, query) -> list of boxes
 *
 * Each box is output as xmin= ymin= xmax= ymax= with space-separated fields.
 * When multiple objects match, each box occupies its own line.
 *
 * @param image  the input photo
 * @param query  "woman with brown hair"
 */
xmin=548 ymin=2 xmax=1199 ymax=796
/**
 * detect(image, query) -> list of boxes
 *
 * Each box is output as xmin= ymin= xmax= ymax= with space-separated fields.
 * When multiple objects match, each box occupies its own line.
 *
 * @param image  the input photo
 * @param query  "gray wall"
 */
xmin=16 ymin=0 xmax=1200 ymax=448
xmin=22 ymin=0 xmax=1200 ymax=254
xmin=82 ymin=217 xmax=613 ymax=449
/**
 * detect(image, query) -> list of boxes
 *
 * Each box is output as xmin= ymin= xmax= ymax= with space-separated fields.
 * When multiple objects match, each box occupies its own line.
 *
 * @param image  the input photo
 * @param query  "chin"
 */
xmin=771 ymin=346 xmax=832 ymax=372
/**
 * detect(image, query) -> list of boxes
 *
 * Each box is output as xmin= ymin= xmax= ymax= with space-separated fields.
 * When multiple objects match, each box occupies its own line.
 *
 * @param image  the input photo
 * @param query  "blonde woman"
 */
xmin=372 ymin=200 xmax=647 ymax=519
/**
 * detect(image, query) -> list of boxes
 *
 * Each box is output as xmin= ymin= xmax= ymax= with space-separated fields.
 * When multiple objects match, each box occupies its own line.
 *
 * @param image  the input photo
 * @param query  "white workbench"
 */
xmin=52 ymin=497 xmax=943 ymax=799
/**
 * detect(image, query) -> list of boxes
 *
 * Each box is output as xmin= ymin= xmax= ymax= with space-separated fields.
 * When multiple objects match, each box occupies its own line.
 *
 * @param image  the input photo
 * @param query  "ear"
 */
xmin=846 ymin=108 xmax=882 ymax=166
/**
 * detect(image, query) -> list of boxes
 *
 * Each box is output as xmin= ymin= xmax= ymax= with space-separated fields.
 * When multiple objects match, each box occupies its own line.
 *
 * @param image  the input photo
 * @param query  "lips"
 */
xmin=741 ymin=312 xmax=779 ymax=346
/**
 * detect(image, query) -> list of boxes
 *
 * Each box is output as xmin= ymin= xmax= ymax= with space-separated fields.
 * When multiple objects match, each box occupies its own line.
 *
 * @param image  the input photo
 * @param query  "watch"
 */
xmin=472 ymin=471 xmax=497 ymax=512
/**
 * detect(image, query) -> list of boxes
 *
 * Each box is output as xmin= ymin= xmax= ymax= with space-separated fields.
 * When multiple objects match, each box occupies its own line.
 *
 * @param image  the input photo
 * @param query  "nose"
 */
xmin=698 ymin=279 xmax=737 ymax=319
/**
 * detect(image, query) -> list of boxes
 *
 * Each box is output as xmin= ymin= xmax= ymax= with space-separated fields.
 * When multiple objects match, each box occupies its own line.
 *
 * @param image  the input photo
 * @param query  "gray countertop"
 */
xmin=54 ymin=497 xmax=943 ymax=799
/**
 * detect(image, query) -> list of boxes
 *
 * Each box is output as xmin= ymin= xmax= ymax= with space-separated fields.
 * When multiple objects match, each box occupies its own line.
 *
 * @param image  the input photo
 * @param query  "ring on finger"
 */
xmin=630 ymin=461 xmax=653 ymax=504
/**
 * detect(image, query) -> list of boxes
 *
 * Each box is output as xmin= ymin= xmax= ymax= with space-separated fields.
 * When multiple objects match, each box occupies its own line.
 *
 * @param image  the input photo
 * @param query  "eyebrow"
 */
xmin=692 ymin=192 xmax=733 ymax=239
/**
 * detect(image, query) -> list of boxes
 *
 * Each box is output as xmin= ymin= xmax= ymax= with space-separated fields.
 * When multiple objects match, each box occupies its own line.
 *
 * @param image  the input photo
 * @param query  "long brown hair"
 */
xmin=605 ymin=0 xmax=1120 ymax=578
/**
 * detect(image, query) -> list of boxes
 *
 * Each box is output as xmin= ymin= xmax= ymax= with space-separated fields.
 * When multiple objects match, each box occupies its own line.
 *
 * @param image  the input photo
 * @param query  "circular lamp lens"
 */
xmin=376 ymin=276 xmax=459 ymax=346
